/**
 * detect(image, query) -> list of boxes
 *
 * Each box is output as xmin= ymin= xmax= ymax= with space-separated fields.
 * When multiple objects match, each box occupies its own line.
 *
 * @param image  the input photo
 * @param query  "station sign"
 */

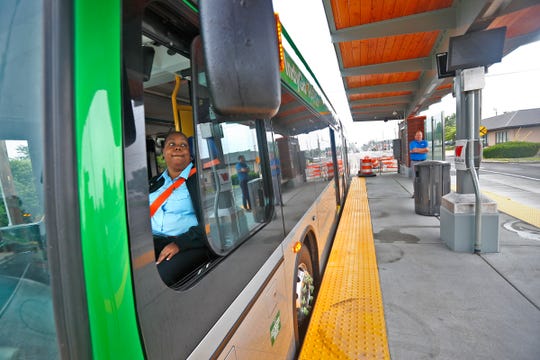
xmin=454 ymin=140 xmax=468 ymax=171
xmin=216 ymin=169 xmax=232 ymax=191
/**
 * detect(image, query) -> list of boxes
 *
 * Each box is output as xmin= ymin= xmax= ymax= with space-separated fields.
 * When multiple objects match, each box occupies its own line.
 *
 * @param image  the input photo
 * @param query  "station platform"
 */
xmin=369 ymin=172 xmax=540 ymax=359
xmin=301 ymin=172 xmax=540 ymax=359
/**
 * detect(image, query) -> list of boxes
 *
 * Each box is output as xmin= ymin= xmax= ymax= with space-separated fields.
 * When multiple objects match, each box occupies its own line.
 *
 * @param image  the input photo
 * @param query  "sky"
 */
xmin=272 ymin=0 xmax=540 ymax=146
xmin=423 ymin=42 xmax=540 ymax=123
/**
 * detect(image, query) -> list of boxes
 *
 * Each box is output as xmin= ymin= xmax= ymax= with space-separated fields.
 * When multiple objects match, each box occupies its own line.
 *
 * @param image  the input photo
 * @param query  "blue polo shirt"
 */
xmin=149 ymin=163 xmax=198 ymax=236
xmin=236 ymin=161 xmax=249 ymax=181
xmin=410 ymin=140 xmax=428 ymax=161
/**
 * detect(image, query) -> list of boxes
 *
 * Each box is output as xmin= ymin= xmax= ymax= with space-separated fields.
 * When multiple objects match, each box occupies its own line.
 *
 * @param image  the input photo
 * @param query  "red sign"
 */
xmin=455 ymin=145 xmax=464 ymax=157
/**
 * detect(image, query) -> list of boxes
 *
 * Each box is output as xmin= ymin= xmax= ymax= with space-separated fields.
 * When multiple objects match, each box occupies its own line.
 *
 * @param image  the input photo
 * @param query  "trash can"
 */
xmin=248 ymin=178 xmax=265 ymax=222
xmin=414 ymin=160 xmax=450 ymax=216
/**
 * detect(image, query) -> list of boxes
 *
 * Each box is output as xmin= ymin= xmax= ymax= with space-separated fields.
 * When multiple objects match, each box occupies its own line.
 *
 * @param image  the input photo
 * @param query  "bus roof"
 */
xmin=272 ymin=24 xmax=339 ymax=136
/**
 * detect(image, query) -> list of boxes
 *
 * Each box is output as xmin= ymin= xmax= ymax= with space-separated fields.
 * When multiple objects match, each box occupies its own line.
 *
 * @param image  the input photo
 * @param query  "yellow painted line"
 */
xmin=481 ymin=190 xmax=540 ymax=228
xmin=299 ymin=177 xmax=390 ymax=360
xmin=450 ymin=186 xmax=540 ymax=228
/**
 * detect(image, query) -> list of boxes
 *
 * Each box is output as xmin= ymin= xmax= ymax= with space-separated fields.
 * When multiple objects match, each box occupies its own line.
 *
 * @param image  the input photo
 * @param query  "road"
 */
xmin=446 ymin=157 xmax=540 ymax=212
xmin=479 ymin=161 xmax=540 ymax=180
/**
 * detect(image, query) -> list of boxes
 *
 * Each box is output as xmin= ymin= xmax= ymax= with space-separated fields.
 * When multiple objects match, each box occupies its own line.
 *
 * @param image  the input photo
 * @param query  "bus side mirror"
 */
xmin=199 ymin=0 xmax=281 ymax=118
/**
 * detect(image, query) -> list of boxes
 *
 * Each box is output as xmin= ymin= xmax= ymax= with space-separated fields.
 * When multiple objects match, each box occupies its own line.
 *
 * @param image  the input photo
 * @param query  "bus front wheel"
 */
xmin=294 ymin=245 xmax=315 ymax=345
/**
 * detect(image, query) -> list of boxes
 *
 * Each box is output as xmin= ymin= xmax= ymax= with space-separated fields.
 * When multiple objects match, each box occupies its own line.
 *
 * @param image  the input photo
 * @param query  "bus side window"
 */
xmin=195 ymin=121 xmax=271 ymax=256
xmin=148 ymin=133 xmax=213 ymax=288
xmin=191 ymin=36 xmax=272 ymax=256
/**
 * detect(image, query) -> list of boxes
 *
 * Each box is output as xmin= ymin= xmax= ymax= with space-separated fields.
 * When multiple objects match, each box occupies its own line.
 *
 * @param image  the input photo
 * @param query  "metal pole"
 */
xmin=455 ymin=70 xmax=474 ymax=194
xmin=431 ymin=116 xmax=435 ymax=160
xmin=467 ymin=90 xmax=482 ymax=253
xmin=441 ymin=111 xmax=446 ymax=161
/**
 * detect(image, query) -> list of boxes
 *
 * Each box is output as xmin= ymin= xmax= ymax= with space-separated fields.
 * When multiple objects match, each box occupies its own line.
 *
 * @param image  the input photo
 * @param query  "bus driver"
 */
xmin=149 ymin=131 xmax=211 ymax=286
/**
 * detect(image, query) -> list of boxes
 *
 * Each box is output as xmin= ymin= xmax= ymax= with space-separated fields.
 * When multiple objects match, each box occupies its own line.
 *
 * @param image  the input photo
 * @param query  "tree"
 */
xmin=15 ymin=145 xmax=30 ymax=159
xmin=0 ymin=199 xmax=7 ymax=226
xmin=10 ymin=158 xmax=41 ymax=223
xmin=0 ymin=143 xmax=42 ymax=226
xmin=444 ymin=113 xmax=456 ymax=142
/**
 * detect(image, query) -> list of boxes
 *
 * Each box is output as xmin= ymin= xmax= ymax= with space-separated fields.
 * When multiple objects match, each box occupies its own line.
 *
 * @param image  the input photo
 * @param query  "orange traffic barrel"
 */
xmin=306 ymin=164 xmax=321 ymax=181
xmin=379 ymin=156 xmax=398 ymax=172
xmin=326 ymin=162 xmax=334 ymax=179
xmin=358 ymin=157 xmax=376 ymax=177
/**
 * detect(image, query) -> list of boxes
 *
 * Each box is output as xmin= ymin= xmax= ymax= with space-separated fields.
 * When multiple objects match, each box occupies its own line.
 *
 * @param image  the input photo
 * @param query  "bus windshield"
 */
xmin=0 ymin=0 xmax=59 ymax=357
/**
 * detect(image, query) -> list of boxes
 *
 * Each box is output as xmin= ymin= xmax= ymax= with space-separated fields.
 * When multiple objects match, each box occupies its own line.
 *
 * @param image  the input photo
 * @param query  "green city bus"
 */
xmin=0 ymin=0 xmax=349 ymax=358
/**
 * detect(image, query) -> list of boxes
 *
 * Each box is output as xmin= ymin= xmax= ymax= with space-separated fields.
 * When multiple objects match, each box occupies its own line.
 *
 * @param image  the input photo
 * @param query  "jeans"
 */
xmin=240 ymin=179 xmax=251 ymax=209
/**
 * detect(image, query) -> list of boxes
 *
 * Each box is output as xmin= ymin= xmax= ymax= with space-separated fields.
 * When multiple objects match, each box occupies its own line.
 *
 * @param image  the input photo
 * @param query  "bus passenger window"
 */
xmin=191 ymin=37 xmax=272 ymax=256
xmin=148 ymin=132 xmax=212 ymax=287
xmin=140 ymin=28 xmax=217 ymax=286
xmin=195 ymin=121 xmax=270 ymax=255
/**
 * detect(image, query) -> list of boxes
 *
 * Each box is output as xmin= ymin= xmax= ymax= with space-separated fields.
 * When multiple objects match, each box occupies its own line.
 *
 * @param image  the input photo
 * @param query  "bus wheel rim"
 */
xmin=296 ymin=263 xmax=314 ymax=321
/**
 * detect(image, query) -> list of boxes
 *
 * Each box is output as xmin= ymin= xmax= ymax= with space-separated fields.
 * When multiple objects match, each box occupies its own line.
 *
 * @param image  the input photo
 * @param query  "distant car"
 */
xmin=445 ymin=140 xmax=455 ymax=146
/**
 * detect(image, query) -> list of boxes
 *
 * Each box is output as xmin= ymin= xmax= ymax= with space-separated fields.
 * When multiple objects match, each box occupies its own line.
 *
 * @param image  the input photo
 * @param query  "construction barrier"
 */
xmin=306 ymin=164 xmax=321 ymax=181
xmin=380 ymin=156 xmax=398 ymax=173
xmin=358 ymin=157 xmax=376 ymax=177
xmin=326 ymin=162 xmax=334 ymax=179
xmin=307 ymin=159 xmax=345 ymax=181
xmin=337 ymin=159 xmax=344 ymax=176
xmin=358 ymin=155 xmax=398 ymax=176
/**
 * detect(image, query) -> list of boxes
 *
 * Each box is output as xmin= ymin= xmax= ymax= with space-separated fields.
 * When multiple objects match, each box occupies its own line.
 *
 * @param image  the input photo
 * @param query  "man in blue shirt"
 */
xmin=409 ymin=130 xmax=429 ymax=197
xmin=149 ymin=131 xmax=210 ymax=286
xmin=236 ymin=155 xmax=252 ymax=210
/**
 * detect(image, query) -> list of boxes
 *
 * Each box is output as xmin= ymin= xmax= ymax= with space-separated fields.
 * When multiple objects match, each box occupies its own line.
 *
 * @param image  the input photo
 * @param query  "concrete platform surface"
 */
xmin=366 ymin=173 xmax=540 ymax=360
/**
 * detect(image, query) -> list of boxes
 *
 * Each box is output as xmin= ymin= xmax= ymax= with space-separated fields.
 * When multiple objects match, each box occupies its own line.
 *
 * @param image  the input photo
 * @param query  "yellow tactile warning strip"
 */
xmin=450 ymin=186 xmax=540 ymax=228
xmin=481 ymin=189 xmax=540 ymax=228
xmin=299 ymin=177 xmax=390 ymax=359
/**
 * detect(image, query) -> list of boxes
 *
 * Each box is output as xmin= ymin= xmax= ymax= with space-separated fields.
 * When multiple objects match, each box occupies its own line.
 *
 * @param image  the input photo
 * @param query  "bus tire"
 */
xmin=294 ymin=244 xmax=316 ymax=347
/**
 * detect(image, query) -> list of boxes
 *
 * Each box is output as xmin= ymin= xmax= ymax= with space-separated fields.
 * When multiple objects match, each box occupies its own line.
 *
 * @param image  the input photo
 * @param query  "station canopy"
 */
xmin=322 ymin=0 xmax=540 ymax=122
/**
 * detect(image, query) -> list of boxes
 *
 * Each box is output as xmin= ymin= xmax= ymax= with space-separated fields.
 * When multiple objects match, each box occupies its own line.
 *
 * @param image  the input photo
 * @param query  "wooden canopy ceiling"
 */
xmin=322 ymin=0 xmax=540 ymax=122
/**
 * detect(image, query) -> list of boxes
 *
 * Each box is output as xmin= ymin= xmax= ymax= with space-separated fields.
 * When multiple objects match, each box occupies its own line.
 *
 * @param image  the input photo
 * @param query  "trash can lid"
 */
xmin=415 ymin=160 xmax=450 ymax=167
